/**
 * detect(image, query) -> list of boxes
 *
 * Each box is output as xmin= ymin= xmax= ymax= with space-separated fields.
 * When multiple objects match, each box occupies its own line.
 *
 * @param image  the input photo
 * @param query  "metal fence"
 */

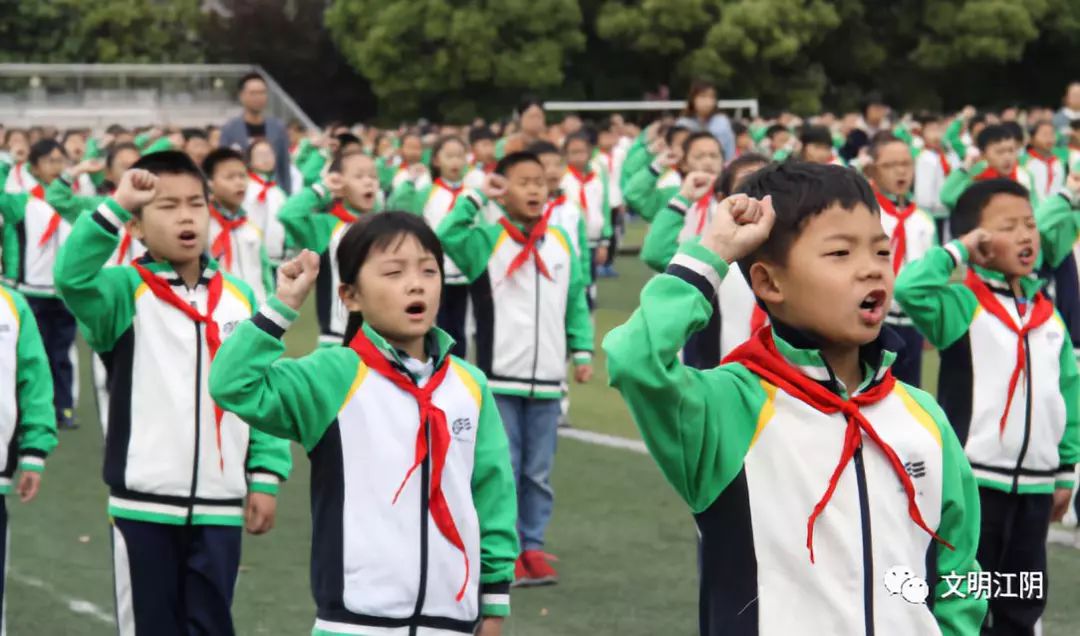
xmin=0 ymin=64 xmax=316 ymax=130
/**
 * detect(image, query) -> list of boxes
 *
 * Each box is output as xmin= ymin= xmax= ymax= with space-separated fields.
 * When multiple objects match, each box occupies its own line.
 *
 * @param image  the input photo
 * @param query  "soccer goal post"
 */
xmin=543 ymin=99 xmax=759 ymax=119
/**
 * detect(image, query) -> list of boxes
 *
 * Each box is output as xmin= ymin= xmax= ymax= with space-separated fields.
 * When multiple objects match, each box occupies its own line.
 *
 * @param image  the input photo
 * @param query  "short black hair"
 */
xmin=29 ymin=139 xmax=65 ymax=165
xmin=682 ymin=131 xmax=721 ymax=157
xmin=799 ymin=125 xmax=833 ymax=148
xmin=562 ymin=130 xmax=593 ymax=153
xmin=236 ymin=72 xmax=265 ymax=93
xmin=182 ymin=128 xmax=208 ymax=142
xmin=1071 ymin=119 xmax=1080 ymax=132
xmin=525 ymin=141 xmax=560 ymax=157
xmin=337 ymin=211 xmax=445 ymax=344
xmin=717 ymin=152 xmax=769 ymax=198
xmin=765 ymin=124 xmax=789 ymax=140
xmin=495 ymin=151 xmax=542 ymax=176
xmin=105 ymin=124 xmax=128 ymax=136
xmin=243 ymin=137 xmax=274 ymax=165
xmin=106 ymin=142 xmax=140 ymax=170
xmin=468 ymin=126 xmax=496 ymax=145
xmin=664 ymin=125 xmax=691 ymax=147
xmin=951 ymin=178 xmax=1031 ymax=238
xmin=975 ymin=124 xmax=1015 ymax=152
xmin=969 ymin=112 xmax=990 ymax=129
xmin=1000 ymin=121 xmax=1024 ymax=144
xmin=201 ymin=147 xmax=245 ymax=178
xmin=1029 ymin=119 xmax=1055 ymax=137
xmin=61 ymin=129 xmax=85 ymax=145
xmin=732 ymin=121 xmax=749 ymax=136
xmin=328 ymin=149 xmax=371 ymax=174
xmin=866 ymin=131 xmax=907 ymax=162
xmin=735 ymin=162 xmax=876 ymax=282
xmin=914 ymin=111 xmax=944 ymax=127
xmin=517 ymin=96 xmax=544 ymax=118
xmin=128 ymin=150 xmax=208 ymax=214
xmin=861 ymin=91 xmax=886 ymax=115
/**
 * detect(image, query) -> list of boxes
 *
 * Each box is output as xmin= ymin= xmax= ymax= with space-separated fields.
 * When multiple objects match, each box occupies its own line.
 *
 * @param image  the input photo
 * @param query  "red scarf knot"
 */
xmin=348 ymin=329 xmax=470 ymax=602
xmin=248 ymin=171 xmax=277 ymax=203
xmin=963 ymin=269 xmax=1054 ymax=438
xmin=875 ymin=191 xmax=917 ymax=274
xmin=329 ymin=200 xmax=359 ymax=224
xmin=209 ymin=205 xmax=247 ymax=269
xmin=567 ymin=165 xmax=596 ymax=213
xmin=498 ymin=215 xmax=552 ymax=282
xmin=692 ymin=193 xmax=714 ymax=236
xmin=133 ymin=262 xmax=227 ymax=471
xmin=434 ymin=178 xmax=463 ymax=213
xmin=1026 ymin=148 xmax=1058 ymax=192
xmin=32 ymin=184 xmax=65 ymax=248
xmin=722 ymin=327 xmax=953 ymax=563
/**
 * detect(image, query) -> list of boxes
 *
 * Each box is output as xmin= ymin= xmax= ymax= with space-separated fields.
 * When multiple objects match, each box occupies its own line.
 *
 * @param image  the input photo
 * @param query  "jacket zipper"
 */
xmin=408 ymin=375 xmax=432 ymax=633
xmin=188 ymin=318 xmax=202 ymax=523
xmin=853 ymin=443 xmax=875 ymax=636
xmin=1010 ymin=334 xmax=1034 ymax=493
xmin=528 ymin=264 xmax=540 ymax=398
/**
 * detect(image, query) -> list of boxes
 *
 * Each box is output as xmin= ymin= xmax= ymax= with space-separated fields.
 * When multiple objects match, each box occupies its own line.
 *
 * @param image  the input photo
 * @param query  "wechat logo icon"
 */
xmin=884 ymin=565 xmax=929 ymax=605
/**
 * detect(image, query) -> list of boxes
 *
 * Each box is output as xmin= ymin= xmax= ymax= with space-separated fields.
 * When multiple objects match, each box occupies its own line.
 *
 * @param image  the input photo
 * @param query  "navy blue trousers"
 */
xmin=111 ymin=518 xmax=241 ymax=635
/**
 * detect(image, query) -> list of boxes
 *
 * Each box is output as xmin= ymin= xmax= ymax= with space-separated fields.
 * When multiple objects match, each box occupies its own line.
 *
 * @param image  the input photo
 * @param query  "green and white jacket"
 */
xmin=437 ymin=192 xmax=594 ymax=399
xmin=0 ymin=177 xmax=85 ymax=298
xmin=895 ymin=241 xmax=1080 ymax=494
xmin=0 ymin=283 xmax=58 ymax=491
xmin=624 ymin=160 xmax=681 ymax=223
xmin=54 ymin=199 xmax=292 ymax=525
xmin=604 ymin=240 xmax=986 ymax=635
xmin=387 ymin=178 xmax=470 ymax=285
xmin=210 ymin=312 xmax=518 ymax=634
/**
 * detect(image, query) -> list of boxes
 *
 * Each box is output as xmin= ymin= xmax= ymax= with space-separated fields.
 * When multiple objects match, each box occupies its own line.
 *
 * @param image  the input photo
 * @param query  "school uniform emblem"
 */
xmin=452 ymin=417 xmax=472 ymax=436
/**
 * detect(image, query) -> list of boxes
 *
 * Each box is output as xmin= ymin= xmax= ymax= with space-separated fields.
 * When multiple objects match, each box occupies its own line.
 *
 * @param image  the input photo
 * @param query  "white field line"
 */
xmin=558 ymin=427 xmax=648 ymax=454
xmin=9 ymin=568 xmax=115 ymax=625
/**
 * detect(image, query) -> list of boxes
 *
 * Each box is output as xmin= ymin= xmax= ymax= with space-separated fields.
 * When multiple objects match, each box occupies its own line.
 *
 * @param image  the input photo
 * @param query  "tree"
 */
xmin=0 ymin=0 xmax=204 ymax=64
xmin=325 ymin=0 xmax=586 ymax=121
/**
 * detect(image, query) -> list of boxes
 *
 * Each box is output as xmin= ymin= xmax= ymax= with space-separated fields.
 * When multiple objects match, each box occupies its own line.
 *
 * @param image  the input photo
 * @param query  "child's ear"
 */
xmin=338 ymin=283 xmax=363 ymax=313
xmin=749 ymin=261 xmax=784 ymax=306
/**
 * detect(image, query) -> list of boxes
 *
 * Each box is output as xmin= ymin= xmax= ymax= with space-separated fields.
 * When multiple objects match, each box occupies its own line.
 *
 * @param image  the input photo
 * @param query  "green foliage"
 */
xmin=0 ymin=0 xmax=203 ymax=64
xmin=325 ymin=0 xmax=586 ymax=121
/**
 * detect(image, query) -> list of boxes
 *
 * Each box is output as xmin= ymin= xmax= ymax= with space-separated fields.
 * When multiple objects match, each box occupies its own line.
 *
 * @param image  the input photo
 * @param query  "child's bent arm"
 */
xmin=640 ymin=196 xmax=688 ymax=272
xmin=0 ymin=192 xmax=29 ymax=225
xmin=1034 ymin=193 xmax=1078 ymax=269
xmin=209 ymin=297 xmax=355 ymax=450
xmin=13 ymin=295 xmax=58 ymax=469
xmin=893 ymin=241 xmax=979 ymax=350
xmin=562 ymin=227 xmax=594 ymax=364
xmin=46 ymin=176 xmax=105 ymax=223
xmin=245 ymin=428 xmax=292 ymax=496
xmin=623 ymin=164 xmax=660 ymax=221
xmin=603 ymin=240 xmax=767 ymax=512
xmin=939 ymin=165 xmax=976 ymax=212
xmin=53 ymin=199 xmax=137 ymax=352
xmin=1055 ymin=335 xmax=1080 ymax=489
xmin=468 ymin=375 xmax=519 ymax=617
xmin=386 ymin=180 xmax=418 ymax=212
xmin=277 ymin=185 xmax=335 ymax=254
xmin=436 ymin=192 xmax=498 ymax=282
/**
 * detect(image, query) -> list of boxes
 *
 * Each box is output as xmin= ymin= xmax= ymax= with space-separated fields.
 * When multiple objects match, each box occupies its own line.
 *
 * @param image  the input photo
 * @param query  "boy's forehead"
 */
xmin=981 ymin=193 xmax=1033 ymax=222
xmin=152 ymin=173 xmax=207 ymax=199
xmin=797 ymin=202 xmax=883 ymax=240
xmin=506 ymin=161 xmax=543 ymax=179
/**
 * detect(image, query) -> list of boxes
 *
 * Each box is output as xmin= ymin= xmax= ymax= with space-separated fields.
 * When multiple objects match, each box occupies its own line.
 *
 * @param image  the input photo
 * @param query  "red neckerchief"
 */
xmin=32 ymin=184 xmax=65 ymax=247
xmin=347 ymin=328 xmax=470 ymax=601
xmin=329 ymin=200 xmax=358 ymax=224
xmin=248 ymin=171 xmax=277 ymax=203
xmin=600 ymin=150 xmax=614 ymax=174
xmin=722 ymin=327 xmax=952 ymax=563
xmin=482 ymin=161 xmax=496 ymax=174
xmin=974 ymin=164 xmax=1018 ymax=182
xmin=133 ymin=262 xmax=227 ymax=470
xmin=750 ymin=304 xmax=767 ymax=334
xmin=926 ymin=146 xmax=951 ymax=177
xmin=874 ymin=190 xmax=917 ymax=274
xmin=12 ymin=162 xmax=25 ymax=189
xmin=963 ymin=269 xmax=1055 ymax=438
xmin=116 ymin=232 xmax=134 ymax=265
xmin=209 ymin=204 xmax=246 ymax=270
xmin=692 ymin=193 xmax=714 ymax=235
xmin=498 ymin=215 xmax=552 ymax=281
xmin=1026 ymin=148 xmax=1058 ymax=192
xmin=434 ymin=178 xmax=463 ymax=213
xmin=567 ymin=165 xmax=596 ymax=212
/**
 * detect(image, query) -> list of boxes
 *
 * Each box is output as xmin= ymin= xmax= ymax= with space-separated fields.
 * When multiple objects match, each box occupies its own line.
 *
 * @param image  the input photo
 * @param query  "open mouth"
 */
xmin=858 ymin=289 xmax=887 ymax=324
xmin=179 ymin=230 xmax=197 ymax=242
xmin=405 ymin=301 xmax=426 ymax=317
xmin=1018 ymin=247 xmax=1035 ymax=264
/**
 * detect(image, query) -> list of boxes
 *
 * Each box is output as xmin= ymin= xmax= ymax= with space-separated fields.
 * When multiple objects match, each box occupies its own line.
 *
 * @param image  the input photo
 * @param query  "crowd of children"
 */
xmin=0 ymin=84 xmax=1079 ymax=634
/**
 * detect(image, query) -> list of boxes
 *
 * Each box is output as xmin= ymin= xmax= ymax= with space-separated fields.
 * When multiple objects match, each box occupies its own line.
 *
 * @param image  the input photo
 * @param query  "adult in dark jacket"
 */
xmin=219 ymin=72 xmax=292 ymax=192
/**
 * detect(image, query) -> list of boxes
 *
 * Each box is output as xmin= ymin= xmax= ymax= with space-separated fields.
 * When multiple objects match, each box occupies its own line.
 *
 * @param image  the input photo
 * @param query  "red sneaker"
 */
xmin=517 ymin=550 xmax=559 ymax=587
xmin=513 ymin=555 xmax=529 ymax=587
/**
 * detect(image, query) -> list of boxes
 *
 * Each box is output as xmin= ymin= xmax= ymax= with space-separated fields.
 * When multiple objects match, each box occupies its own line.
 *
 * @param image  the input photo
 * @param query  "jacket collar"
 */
xmin=135 ymin=253 xmax=217 ymax=288
xmin=360 ymin=322 xmax=456 ymax=381
xmin=970 ymin=264 xmax=1045 ymax=300
xmin=769 ymin=318 xmax=899 ymax=398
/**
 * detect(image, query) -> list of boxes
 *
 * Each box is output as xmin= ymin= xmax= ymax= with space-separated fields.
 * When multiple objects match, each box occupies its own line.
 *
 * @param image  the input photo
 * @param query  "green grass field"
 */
xmin=8 ymin=219 xmax=1080 ymax=634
